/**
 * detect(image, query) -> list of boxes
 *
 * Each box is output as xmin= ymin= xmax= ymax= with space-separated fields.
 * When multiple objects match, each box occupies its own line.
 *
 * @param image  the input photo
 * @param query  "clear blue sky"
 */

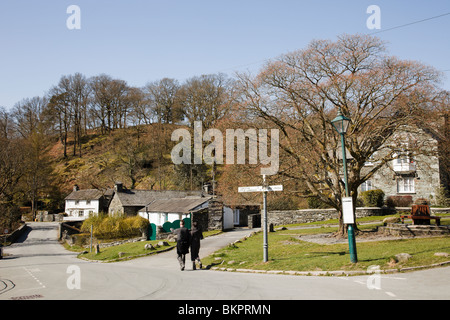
xmin=1 ymin=0 xmax=449 ymax=110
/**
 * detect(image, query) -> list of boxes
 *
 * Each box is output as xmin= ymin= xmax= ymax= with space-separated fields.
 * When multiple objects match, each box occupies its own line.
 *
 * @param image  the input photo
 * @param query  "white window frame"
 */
xmin=397 ymin=177 xmax=415 ymax=194
xmin=361 ymin=180 xmax=373 ymax=192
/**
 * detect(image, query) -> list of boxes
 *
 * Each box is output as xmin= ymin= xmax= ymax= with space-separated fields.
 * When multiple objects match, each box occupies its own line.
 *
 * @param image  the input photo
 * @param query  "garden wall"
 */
xmin=266 ymin=207 xmax=450 ymax=226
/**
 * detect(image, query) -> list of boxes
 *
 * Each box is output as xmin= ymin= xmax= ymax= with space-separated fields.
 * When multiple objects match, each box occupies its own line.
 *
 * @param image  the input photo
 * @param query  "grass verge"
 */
xmin=202 ymin=224 xmax=450 ymax=273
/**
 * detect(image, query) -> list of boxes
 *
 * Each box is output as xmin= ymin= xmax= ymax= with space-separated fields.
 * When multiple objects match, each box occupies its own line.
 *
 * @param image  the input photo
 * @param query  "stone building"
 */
xmin=359 ymin=126 xmax=443 ymax=206
xmin=107 ymin=182 xmax=203 ymax=216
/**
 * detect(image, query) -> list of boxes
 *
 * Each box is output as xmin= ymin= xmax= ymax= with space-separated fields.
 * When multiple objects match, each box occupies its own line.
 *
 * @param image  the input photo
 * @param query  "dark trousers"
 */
xmin=177 ymin=253 xmax=186 ymax=269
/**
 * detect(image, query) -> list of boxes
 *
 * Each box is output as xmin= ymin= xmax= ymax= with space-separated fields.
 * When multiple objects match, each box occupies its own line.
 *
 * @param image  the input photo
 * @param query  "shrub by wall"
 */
xmin=360 ymin=189 xmax=385 ymax=207
xmin=81 ymin=214 xmax=149 ymax=240
xmin=386 ymin=195 xmax=413 ymax=208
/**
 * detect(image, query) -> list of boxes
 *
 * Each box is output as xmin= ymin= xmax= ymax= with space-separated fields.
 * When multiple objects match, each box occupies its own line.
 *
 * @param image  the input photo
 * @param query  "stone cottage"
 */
xmin=359 ymin=126 xmax=443 ymax=206
xmin=138 ymin=196 xmax=211 ymax=226
xmin=107 ymin=182 xmax=203 ymax=216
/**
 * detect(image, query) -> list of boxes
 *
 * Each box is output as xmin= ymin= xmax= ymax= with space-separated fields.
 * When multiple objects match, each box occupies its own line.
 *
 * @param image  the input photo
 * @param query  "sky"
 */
xmin=1 ymin=0 xmax=449 ymax=110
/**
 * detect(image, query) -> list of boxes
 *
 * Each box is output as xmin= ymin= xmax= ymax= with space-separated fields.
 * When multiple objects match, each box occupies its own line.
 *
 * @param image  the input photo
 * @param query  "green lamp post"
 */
xmin=331 ymin=108 xmax=358 ymax=263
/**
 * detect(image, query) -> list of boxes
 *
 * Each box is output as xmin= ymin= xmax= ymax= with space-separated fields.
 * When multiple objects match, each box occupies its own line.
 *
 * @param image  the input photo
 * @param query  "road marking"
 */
xmin=385 ymin=291 xmax=397 ymax=298
xmin=23 ymin=267 xmax=46 ymax=289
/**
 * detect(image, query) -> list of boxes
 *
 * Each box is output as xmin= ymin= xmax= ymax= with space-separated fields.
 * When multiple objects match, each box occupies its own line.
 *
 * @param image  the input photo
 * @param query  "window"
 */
xmin=397 ymin=177 xmax=415 ymax=193
xmin=361 ymin=180 xmax=373 ymax=192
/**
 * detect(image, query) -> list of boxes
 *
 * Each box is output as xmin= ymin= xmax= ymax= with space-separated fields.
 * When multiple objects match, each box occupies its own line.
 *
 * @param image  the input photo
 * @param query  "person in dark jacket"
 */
xmin=174 ymin=220 xmax=190 ymax=271
xmin=190 ymin=221 xmax=204 ymax=270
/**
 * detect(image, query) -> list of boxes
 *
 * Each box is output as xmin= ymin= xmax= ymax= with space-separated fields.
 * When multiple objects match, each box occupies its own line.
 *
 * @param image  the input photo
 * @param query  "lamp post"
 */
xmin=331 ymin=108 xmax=358 ymax=263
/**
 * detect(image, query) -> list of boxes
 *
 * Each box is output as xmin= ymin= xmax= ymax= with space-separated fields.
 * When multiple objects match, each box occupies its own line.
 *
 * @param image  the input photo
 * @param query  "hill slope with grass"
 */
xmin=49 ymin=123 xmax=186 ymax=197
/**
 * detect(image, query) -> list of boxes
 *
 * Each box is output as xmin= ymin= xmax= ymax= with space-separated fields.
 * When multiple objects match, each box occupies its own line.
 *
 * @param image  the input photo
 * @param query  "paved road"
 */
xmin=0 ymin=222 xmax=449 ymax=300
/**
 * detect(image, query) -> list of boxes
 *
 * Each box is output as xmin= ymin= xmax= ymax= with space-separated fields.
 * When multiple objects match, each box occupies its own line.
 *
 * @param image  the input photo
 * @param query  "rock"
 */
xmin=228 ymin=260 xmax=235 ymax=265
xmin=167 ymin=235 xmax=177 ymax=242
xmin=214 ymin=257 xmax=223 ymax=261
xmin=383 ymin=217 xmax=401 ymax=225
xmin=144 ymin=243 xmax=155 ymax=250
xmin=434 ymin=252 xmax=449 ymax=258
xmin=95 ymin=244 xmax=101 ymax=254
xmin=118 ymin=252 xmax=127 ymax=258
xmin=395 ymin=253 xmax=412 ymax=263
xmin=158 ymin=241 xmax=169 ymax=247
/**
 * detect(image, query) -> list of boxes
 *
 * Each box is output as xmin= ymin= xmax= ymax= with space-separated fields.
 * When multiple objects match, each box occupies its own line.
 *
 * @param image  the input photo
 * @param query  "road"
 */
xmin=0 ymin=222 xmax=449 ymax=300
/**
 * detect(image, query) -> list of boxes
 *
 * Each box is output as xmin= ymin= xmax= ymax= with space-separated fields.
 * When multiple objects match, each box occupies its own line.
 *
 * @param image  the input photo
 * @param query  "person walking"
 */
xmin=173 ymin=220 xmax=191 ymax=271
xmin=190 ymin=221 xmax=204 ymax=270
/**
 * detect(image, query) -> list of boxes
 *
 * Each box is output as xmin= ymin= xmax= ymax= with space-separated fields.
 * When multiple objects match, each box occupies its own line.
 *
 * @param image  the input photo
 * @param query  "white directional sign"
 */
xmin=238 ymin=178 xmax=283 ymax=263
xmin=238 ymin=185 xmax=283 ymax=193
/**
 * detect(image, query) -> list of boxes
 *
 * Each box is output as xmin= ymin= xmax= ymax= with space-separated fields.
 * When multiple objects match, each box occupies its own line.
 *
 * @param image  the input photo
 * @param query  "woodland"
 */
xmin=1 ymin=34 xmax=448 ymax=234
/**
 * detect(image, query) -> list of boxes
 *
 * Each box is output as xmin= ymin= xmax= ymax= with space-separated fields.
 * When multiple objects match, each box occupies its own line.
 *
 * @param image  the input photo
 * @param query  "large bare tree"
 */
xmin=238 ymin=34 xmax=441 ymax=234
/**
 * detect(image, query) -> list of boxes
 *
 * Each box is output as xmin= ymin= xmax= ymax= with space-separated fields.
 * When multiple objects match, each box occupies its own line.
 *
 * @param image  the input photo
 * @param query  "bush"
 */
xmin=386 ymin=195 xmax=413 ymax=208
xmin=360 ymin=189 xmax=385 ymax=207
xmin=81 ymin=214 xmax=149 ymax=240
xmin=307 ymin=196 xmax=332 ymax=209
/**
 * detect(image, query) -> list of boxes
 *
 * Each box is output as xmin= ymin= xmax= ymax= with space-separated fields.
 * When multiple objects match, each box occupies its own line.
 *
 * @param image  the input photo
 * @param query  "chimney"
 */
xmin=114 ymin=182 xmax=123 ymax=192
xmin=73 ymin=185 xmax=80 ymax=192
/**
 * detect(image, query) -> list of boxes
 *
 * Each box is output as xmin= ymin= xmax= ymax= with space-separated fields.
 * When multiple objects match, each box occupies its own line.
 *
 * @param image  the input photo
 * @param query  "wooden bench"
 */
xmin=400 ymin=215 xmax=441 ymax=226
xmin=401 ymin=204 xmax=441 ymax=226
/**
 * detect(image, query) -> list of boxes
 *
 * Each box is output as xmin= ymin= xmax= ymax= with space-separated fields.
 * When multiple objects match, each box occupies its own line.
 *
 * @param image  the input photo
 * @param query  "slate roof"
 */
xmin=115 ymin=190 xmax=203 ymax=207
xmin=139 ymin=197 xmax=211 ymax=214
xmin=65 ymin=189 xmax=112 ymax=201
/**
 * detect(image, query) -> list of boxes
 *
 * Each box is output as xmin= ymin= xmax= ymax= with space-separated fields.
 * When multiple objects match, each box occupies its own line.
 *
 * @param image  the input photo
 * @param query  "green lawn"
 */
xmin=65 ymin=229 xmax=222 ymax=262
xmin=64 ymin=240 xmax=176 ymax=262
xmin=202 ymin=220 xmax=450 ymax=273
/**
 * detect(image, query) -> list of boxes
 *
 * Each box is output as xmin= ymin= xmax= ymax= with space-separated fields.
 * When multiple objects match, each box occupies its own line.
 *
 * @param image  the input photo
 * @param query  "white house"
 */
xmin=138 ymin=197 xmax=211 ymax=226
xmin=64 ymin=186 xmax=113 ymax=220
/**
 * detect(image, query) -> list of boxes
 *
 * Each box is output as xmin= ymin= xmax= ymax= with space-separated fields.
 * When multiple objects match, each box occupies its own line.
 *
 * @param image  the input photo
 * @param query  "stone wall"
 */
xmin=208 ymin=200 xmax=224 ymax=231
xmin=266 ymin=207 xmax=450 ymax=227
xmin=267 ymin=208 xmax=338 ymax=226
xmin=191 ymin=208 xmax=209 ymax=232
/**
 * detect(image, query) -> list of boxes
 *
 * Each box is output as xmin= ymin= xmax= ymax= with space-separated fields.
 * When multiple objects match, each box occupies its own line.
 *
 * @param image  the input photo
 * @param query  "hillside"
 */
xmin=49 ymin=123 xmax=190 ymax=196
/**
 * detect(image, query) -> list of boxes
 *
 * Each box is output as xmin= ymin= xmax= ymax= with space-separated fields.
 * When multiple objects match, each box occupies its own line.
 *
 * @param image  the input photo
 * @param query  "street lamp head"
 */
xmin=331 ymin=108 xmax=351 ymax=134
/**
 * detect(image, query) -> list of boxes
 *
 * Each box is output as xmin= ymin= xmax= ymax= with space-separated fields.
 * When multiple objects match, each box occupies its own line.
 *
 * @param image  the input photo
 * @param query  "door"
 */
xmin=233 ymin=209 xmax=240 ymax=226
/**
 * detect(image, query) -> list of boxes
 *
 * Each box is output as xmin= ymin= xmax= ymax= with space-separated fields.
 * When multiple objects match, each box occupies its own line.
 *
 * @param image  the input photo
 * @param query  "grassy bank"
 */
xmin=202 ymin=220 xmax=450 ymax=273
xmin=64 ymin=229 xmax=222 ymax=262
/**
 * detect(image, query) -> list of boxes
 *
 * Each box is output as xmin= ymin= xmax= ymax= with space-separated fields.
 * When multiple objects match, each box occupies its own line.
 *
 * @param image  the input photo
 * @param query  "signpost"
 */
xmin=238 ymin=175 xmax=283 ymax=262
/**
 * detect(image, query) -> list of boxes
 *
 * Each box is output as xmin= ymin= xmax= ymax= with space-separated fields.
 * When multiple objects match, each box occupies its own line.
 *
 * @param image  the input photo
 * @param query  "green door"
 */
xmin=148 ymin=223 xmax=156 ymax=241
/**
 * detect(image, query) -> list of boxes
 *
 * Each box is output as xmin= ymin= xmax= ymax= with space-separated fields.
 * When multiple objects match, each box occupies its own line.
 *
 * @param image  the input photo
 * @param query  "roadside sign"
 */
xmin=342 ymin=197 xmax=354 ymax=224
xmin=238 ymin=176 xmax=283 ymax=263
xmin=238 ymin=185 xmax=283 ymax=193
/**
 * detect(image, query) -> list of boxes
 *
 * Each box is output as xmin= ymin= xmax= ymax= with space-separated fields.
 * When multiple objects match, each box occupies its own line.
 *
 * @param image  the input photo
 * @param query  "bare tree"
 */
xmin=90 ymin=74 xmax=129 ymax=133
xmin=177 ymin=73 xmax=234 ymax=129
xmin=238 ymin=34 xmax=441 ymax=234
xmin=144 ymin=78 xmax=182 ymax=124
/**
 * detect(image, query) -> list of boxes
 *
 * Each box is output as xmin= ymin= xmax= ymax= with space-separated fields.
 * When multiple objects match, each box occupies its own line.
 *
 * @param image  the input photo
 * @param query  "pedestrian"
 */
xmin=190 ymin=221 xmax=204 ymax=270
xmin=173 ymin=220 xmax=190 ymax=271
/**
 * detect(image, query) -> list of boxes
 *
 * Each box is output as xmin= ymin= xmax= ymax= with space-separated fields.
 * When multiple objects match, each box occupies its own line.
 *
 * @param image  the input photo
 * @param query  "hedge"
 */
xmin=360 ymin=189 xmax=385 ymax=207
xmin=81 ymin=214 xmax=149 ymax=240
